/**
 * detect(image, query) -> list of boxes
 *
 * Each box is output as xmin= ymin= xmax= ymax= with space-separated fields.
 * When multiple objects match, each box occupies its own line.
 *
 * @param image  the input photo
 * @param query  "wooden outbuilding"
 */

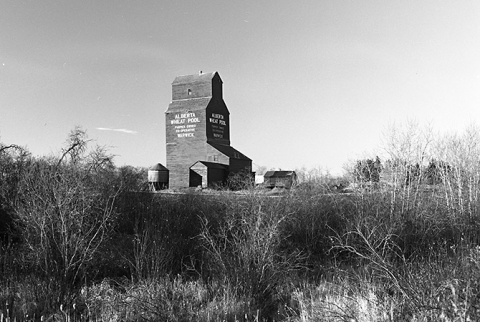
xmin=263 ymin=171 xmax=297 ymax=189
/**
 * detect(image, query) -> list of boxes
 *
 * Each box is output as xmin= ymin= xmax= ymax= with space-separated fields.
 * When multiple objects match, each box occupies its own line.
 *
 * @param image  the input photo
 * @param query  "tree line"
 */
xmin=354 ymin=156 xmax=455 ymax=186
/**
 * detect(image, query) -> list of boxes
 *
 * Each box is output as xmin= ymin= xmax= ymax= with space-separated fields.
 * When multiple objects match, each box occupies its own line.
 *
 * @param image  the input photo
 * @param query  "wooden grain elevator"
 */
xmin=165 ymin=71 xmax=252 ymax=189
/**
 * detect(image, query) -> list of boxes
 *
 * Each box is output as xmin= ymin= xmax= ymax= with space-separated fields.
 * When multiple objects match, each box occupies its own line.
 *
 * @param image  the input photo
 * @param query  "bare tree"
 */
xmin=381 ymin=121 xmax=434 ymax=215
xmin=13 ymin=128 xmax=119 ymax=303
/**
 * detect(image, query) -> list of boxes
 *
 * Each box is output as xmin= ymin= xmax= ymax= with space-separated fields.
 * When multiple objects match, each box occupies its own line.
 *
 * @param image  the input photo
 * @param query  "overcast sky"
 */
xmin=1 ymin=1 xmax=480 ymax=174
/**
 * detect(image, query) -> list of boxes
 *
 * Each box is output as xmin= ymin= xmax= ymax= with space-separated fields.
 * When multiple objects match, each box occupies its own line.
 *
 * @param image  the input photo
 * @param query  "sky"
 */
xmin=1 ymin=1 xmax=480 ymax=175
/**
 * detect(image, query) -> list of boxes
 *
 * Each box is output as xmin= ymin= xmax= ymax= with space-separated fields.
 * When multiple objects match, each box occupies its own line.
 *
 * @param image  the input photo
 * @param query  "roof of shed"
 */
xmin=264 ymin=171 xmax=296 ymax=178
xmin=208 ymin=142 xmax=251 ymax=161
xmin=172 ymin=72 xmax=220 ymax=85
xmin=190 ymin=161 xmax=229 ymax=170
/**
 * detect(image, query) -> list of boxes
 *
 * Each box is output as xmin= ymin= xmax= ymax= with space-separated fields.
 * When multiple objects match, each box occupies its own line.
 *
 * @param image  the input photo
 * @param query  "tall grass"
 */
xmin=199 ymin=191 xmax=304 ymax=319
xmin=2 ymin=182 xmax=480 ymax=321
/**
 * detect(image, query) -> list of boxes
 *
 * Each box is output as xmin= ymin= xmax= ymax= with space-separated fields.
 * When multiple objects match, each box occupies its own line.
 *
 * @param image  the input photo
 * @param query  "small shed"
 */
xmin=263 ymin=171 xmax=297 ymax=189
xmin=190 ymin=161 xmax=228 ymax=188
xmin=148 ymin=163 xmax=169 ymax=191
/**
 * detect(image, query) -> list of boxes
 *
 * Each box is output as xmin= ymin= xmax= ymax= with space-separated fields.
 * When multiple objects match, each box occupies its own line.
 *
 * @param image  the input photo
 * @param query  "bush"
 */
xmin=8 ymin=128 xmax=120 ymax=308
xmin=199 ymin=192 xmax=303 ymax=318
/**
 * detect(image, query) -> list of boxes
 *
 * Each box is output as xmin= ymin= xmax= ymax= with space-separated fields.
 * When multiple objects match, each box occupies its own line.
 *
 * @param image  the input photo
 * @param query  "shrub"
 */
xmin=11 ymin=128 xmax=120 ymax=306
xmin=199 ymin=192 xmax=302 ymax=318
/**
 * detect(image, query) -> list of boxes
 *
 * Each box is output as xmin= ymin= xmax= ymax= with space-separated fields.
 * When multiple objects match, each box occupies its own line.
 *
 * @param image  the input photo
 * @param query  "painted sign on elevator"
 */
xmin=209 ymin=113 xmax=226 ymax=139
xmin=172 ymin=112 xmax=200 ymax=137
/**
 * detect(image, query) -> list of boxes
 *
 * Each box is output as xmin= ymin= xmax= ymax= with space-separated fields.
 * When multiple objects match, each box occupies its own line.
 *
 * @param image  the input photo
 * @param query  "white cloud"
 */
xmin=96 ymin=127 xmax=138 ymax=134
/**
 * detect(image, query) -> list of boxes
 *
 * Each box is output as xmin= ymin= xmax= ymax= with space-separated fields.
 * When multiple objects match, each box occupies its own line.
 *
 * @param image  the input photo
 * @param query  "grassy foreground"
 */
xmin=1 ymin=185 xmax=480 ymax=321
